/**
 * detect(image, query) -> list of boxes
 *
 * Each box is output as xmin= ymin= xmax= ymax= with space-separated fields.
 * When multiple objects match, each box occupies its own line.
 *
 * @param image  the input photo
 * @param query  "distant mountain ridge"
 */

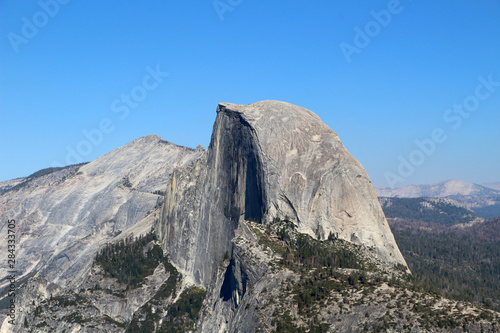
xmin=379 ymin=197 xmax=480 ymax=225
xmin=483 ymin=182 xmax=500 ymax=191
xmin=375 ymin=179 xmax=500 ymax=219
xmin=375 ymin=179 xmax=499 ymax=198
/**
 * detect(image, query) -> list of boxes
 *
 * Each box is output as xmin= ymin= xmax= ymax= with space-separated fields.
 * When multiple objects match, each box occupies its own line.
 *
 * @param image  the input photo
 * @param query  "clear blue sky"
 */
xmin=1 ymin=0 xmax=499 ymax=187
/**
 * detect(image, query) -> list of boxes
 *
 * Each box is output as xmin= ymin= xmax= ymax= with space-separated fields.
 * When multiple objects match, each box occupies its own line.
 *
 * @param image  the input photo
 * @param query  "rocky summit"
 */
xmin=0 ymin=135 xmax=202 ymax=291
xmin=2 ymin=101 xmax=499 ymax=333
xmin=156 ymin=100 xmax=407 ymax=288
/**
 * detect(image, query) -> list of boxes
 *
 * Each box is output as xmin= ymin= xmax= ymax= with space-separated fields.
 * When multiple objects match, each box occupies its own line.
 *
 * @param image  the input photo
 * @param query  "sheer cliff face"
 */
xmin=157 ymin=101 xmax=407 ymax=287
xmin=156 ymin=107 xmax=266 ymax=286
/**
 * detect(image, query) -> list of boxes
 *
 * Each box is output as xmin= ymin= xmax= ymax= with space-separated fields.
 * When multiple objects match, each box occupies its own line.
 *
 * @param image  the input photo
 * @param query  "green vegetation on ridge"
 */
xmin=390 ymin=218 xmax=500 ymax=311
xmin=379 ymin=197 xmax=478 ymax=225
xmin=247 ymin=217 xmax=498 ymax=332
xmin=94 ymin=232 xmax=165 ymax=289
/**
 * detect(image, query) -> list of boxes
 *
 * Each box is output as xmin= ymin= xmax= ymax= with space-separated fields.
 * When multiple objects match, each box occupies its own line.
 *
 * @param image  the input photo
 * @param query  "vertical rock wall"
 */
xmin=156 ymin=101 xmax=407 ymax=287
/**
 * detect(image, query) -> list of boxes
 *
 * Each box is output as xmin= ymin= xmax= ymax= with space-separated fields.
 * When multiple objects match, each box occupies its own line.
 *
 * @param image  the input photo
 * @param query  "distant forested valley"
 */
xmin=389 ymin=217 xmax=500 ymax=312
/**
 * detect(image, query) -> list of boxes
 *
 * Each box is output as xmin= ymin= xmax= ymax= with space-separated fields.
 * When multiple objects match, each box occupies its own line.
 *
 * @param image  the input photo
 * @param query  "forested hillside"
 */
xmin=379 ymin=197 xmax=479 ymax=225
xmin=389 ymin=217 xmax=500 ymax=311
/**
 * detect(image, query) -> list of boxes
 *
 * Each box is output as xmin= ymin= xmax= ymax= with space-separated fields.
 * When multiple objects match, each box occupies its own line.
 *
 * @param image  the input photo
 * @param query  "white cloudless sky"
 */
xmin=1 ymin=0 xmax=499 ymax=186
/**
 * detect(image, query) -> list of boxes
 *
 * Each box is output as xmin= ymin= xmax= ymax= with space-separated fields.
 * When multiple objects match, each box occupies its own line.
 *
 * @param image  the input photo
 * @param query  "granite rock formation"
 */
xmin=156 ymin=100 xmax=407 ymax=288
xmin=0 ymin=135 xmax=202 ymax=291
xmin=3 ymin=101 xmax=499 ymax=333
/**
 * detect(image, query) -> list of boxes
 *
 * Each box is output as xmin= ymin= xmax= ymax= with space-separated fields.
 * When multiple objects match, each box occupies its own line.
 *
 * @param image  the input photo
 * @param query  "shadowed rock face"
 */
xmin=156 ymin=106 xmax=267 ymax=286
xmin=156 ymin=101 xmax=407 ymax=287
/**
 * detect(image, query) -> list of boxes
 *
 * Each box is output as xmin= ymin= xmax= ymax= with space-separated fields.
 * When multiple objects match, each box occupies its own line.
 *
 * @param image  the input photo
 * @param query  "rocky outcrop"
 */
xmin=4 ymin=101 xmax=500 ymax=333
xmin=156 ymin=100 xmax=407 ymax=288
xmin=0 ymin=135 xmax=202 ymax=292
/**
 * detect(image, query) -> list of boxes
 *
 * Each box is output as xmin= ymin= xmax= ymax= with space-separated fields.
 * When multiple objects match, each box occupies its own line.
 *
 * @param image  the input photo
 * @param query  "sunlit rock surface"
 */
xmin=156 ymin=100 xmax=407 ymax=288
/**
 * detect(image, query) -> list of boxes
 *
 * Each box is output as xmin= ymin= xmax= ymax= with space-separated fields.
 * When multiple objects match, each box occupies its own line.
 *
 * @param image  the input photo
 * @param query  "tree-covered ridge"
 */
xmin=27 ymin=231 xmax=208 ymax=332
xmin=251 ymin=216 xmax=367 ymax=272
xmin=246 ymin=217 xmax=499 ymax=332
xmin=379 ymin=197 xmax=478 ymax=225
xmin=159 ymin=287 xmax=207 ymax=332
xmin=126 ymin=286 xmax=206 ymax=333
xmin=94 ymin=231 xmax=208 ymax=332
xmin=390 ymin=217 xmax=500 ymax=311
xmin=473 ymin=203 xmax=500 ymax=219
xmin=94 ymin=231 xmax=165 ymax=289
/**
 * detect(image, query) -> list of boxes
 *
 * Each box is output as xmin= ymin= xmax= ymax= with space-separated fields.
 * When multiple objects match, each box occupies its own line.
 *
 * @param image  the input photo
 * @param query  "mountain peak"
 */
xmin=128 ymin=134 xmax=172 ymax=146
xmin=156 ymin=101 xmax=407 ymax=286
xmin=218 ymin=100 xmax=322 ymax=120
xmin=376 ymin=179 xmax=500 ymax=198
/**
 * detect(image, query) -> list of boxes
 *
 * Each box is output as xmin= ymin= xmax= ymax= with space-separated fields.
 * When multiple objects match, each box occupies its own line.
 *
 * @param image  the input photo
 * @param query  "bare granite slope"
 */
xmin=0 ymin=135 xmax=202 ymax=291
